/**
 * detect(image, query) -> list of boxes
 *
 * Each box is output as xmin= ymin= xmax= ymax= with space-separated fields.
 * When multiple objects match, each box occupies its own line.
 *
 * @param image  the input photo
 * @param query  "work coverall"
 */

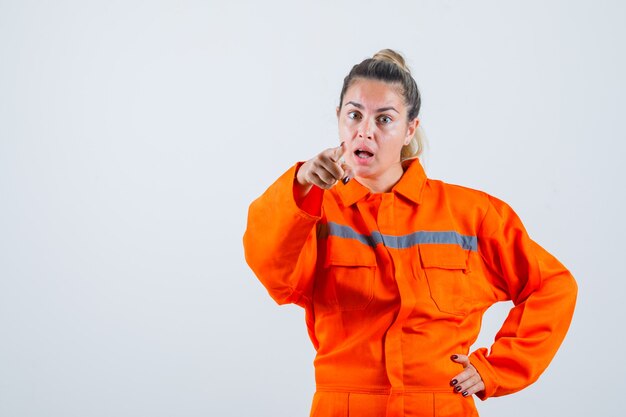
xmin=243 ymin=158 xmax=577 ymax=417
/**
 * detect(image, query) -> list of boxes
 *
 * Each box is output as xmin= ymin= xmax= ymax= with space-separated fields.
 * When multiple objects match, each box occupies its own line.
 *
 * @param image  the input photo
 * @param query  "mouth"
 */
xmin=354 ymin=148 xmax=374 ymax=159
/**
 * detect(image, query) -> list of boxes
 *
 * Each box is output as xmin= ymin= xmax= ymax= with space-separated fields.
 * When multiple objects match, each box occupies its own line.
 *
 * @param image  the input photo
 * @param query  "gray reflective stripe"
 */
xmin=318 ymin=222 xmax=384 ymax=247
xmin=318 ymin=222 xmax=477 ymax=251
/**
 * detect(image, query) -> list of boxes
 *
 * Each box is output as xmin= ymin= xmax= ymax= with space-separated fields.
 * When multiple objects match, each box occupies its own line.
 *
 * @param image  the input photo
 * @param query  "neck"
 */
xmin=356 ymin=163 xmax=404 ymax=194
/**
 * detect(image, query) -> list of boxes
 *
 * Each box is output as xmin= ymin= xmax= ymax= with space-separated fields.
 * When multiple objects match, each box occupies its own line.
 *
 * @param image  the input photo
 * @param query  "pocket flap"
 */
xmin=419 ymin=244 xmax=468 ymax=270
xmin=325 ymin=249 xmax=376 ymax=268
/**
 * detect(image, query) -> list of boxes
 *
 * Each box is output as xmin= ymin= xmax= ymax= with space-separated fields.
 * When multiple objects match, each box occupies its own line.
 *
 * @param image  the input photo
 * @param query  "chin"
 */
xmin=352 ymin=166 xmax=378 ymax=179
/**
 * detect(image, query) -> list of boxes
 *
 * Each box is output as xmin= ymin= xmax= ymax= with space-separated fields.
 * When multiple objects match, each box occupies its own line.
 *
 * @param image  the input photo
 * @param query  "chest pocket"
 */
xmin=418 ymin=244 xmax=472 ymax=316
xmin=317 ymin=250 xmax=376 ymax=312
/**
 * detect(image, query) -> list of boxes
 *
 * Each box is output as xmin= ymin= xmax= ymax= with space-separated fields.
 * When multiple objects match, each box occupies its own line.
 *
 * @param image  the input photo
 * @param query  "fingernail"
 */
xmin=450 ymin=379 xmax=458 ymax=386
xmin=454 ymin=386 xmax=462 ymax=392
xmin=342 ymin=176 xmax=351 ymax=185
xmin=451 ymin=355 xmax=458 ymax=360
xmin=462 ymin=391 xmax=469 ymax=397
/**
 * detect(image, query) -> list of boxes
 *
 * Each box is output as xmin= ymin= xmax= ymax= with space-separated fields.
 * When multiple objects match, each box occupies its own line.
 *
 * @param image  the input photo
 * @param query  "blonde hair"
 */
xmin=400 ymin=124 xmax=427 ymax=161
xmin=339 ymin=49 xmax=427 ymax=161
xmin=372 ymin=49 xmax=426 ymax=160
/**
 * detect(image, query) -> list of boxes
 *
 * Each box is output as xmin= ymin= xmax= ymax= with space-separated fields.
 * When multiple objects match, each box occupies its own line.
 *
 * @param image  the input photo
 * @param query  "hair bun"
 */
xmin=372 ymin=49 xmax=410 ymax=74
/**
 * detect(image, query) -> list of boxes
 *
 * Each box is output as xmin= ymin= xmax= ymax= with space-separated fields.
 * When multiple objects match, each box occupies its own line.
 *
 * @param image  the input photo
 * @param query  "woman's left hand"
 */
xmin=449 ymin=354 xmax=485 ymax=397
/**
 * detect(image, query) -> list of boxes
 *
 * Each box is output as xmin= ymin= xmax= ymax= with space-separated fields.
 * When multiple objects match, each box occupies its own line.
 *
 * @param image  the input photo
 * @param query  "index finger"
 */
xmin=329 ymin=141 xmax=346 ymax=162
xmin=450 ymin=354 xmax=470 ymax=368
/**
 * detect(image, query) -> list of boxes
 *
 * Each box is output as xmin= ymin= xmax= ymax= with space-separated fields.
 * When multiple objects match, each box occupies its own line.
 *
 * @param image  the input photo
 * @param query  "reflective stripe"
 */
xmin=318 ymin=222 xmax=477 ymax=251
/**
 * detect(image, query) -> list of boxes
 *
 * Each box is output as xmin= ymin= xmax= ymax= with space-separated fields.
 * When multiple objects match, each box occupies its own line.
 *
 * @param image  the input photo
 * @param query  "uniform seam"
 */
xmin=315 ymin=386 xmax=453 ymax=394
xmin=475 ymin=194 xmax=507 ymax=301
xmin=476 ymin=193 xmax=492 ymax=241
xmin=432 ymin=392 xmax=436 ymax=416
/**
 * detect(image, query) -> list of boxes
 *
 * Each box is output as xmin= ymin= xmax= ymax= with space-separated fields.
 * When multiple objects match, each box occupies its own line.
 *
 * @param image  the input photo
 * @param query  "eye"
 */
xmin=378 ymin=115 xmax=392 ymax=124
xmin=347 ymin=111 xmax=361 ymax=120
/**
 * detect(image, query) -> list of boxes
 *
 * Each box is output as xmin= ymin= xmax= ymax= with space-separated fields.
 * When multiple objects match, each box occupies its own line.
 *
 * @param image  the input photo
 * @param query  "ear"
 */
xmin=404 ymin=118 xmax=420 ymax=145
xmin=336 ymin=106 xmax=340 ymax=119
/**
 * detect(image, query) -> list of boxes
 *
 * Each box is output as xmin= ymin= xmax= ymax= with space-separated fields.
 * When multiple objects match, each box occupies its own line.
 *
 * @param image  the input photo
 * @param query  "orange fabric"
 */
xmin=243 ymin=159 xmax=577 ymax=417
xmin=310 ymin=391 xmax=478 ymax=417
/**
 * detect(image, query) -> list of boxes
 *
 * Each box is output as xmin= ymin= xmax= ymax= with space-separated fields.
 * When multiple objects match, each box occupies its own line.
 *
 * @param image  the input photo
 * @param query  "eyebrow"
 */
xmin=344 ymin=101 xmax=399 ymax=114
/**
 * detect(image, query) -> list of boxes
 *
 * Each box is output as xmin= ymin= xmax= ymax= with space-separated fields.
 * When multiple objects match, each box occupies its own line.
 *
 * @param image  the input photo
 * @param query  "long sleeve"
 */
xmin=469 ymin=195 xmax=578 ymax=399
xmin=243 ymin=163 xmax=324 ymax=308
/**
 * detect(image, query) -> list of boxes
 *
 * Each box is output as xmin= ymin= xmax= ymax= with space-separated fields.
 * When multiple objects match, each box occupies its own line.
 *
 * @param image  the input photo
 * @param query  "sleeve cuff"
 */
xmin=469 ymin=348 xmax=500 ymax=400
xmin=292 ymin=161 xmax=324 ymax=218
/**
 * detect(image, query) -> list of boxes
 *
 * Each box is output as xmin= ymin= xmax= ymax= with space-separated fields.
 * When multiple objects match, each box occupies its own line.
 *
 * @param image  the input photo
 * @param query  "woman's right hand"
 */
xmin=296 ymin=143 xmax=352 ymax=196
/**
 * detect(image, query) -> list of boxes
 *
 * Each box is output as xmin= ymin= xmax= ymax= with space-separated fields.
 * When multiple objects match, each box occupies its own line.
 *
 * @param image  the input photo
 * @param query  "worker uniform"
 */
xmin=243 ymin=158 xmax=577 ymax=417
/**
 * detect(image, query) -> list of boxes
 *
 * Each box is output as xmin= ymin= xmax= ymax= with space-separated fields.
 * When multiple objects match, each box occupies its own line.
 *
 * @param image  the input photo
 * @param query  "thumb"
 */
xmin=340 ymin=162 xmax=354 ymax=184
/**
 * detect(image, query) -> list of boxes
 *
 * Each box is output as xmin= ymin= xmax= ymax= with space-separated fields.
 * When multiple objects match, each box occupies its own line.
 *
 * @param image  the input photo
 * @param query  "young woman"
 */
xmin=243 ymin=49 xmax=577 ymax=417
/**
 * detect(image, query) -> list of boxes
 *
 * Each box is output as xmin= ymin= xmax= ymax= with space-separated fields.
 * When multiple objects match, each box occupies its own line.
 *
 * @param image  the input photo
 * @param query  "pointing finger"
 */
xmin=330 ymin=141 xmax=346 ymax=162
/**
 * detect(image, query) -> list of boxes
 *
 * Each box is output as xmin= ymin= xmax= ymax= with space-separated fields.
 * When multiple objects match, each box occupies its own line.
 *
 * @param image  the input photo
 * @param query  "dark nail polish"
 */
xmin=342 ymin=176 xmax=351 ymax=185
xmin=451 ymin=355 xmax=458 ymax=360
xmin=455 ymin=386 xmax=462 ymax=392
xmin=450 ymin=379 xmax=458 ymax=386
xmin=462 ymin=391 xmax=468 ymax=397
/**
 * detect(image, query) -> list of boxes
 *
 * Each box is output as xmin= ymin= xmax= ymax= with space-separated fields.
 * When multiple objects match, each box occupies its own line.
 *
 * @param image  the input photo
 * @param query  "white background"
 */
xmin=1 ymin=1 xmax=624 ymax=416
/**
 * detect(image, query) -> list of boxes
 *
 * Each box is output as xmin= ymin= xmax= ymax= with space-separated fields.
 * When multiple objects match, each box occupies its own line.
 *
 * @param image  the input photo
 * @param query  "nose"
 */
xmin=358 ymin=119 xmax=373 ymax=139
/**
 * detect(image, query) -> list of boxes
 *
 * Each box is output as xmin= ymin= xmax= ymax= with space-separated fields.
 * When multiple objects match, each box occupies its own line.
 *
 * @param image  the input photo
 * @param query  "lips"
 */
xmin=355 ymin=149 xmax=374 ymax=159
xmin=353 ymin=144 xmax=375 ymax=159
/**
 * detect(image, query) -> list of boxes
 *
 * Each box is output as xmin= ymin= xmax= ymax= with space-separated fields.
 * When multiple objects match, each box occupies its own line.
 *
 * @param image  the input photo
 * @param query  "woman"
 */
xmin=243 ymin=49 xmax=577 ymax=417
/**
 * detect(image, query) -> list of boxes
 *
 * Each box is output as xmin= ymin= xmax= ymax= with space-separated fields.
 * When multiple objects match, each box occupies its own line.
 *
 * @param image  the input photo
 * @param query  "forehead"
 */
xmin=343 ymin=78 xmax=405 ymax=109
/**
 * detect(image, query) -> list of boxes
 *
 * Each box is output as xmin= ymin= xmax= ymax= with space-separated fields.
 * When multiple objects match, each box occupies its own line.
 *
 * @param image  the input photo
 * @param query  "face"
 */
xmin=337 ymin=78 xmax=418 ymax=184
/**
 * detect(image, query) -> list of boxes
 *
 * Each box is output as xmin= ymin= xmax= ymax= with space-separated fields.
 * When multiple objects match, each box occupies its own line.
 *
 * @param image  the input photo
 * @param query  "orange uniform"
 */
xmin=243 ymin=158 xmax=577 ymax=417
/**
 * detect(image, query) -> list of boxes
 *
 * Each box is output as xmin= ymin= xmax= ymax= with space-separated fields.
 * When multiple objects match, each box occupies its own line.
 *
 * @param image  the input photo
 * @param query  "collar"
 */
xmin=334 ymin=158 xmax=427 ymax=206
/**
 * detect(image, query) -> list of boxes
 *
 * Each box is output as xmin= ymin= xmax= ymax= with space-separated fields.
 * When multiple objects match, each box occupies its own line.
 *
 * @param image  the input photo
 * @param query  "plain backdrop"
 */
xmin=1 ymin=0 xmax=625 ymax=416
